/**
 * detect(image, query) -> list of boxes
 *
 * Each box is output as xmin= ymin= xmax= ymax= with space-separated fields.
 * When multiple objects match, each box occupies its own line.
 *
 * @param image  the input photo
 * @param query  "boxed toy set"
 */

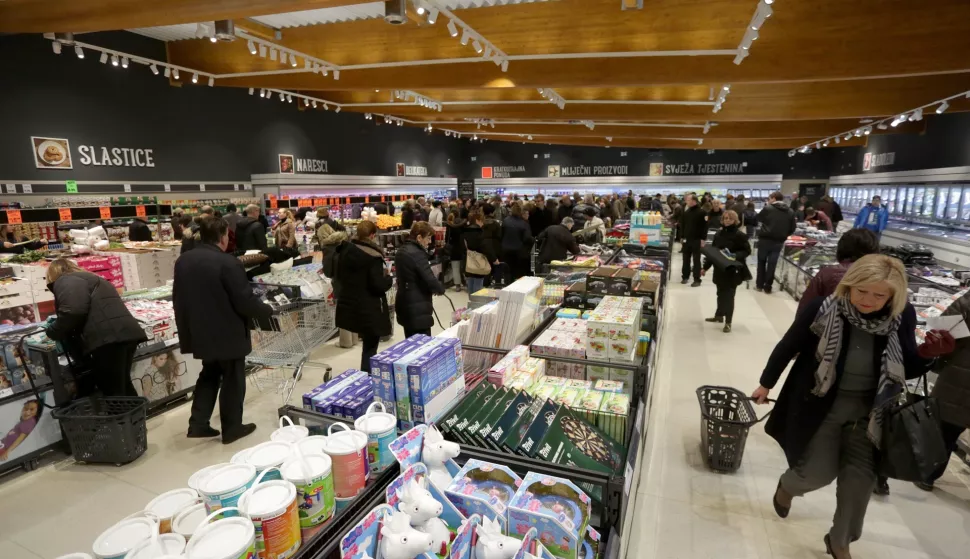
xmin=508 ymin=472 xmax=597 ymax=559
xmin=445 ymin=459 xmax=522 ymax=531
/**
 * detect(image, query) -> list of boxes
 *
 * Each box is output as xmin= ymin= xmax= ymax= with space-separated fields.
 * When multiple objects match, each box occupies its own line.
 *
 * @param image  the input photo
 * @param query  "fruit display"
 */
xmin=376 ymin=214 xmax=402 ymax=229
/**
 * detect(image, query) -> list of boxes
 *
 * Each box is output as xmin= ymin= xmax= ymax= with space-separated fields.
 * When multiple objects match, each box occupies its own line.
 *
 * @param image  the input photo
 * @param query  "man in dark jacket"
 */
xmin=482 ymin=205 xmax=503 ymax=284
xmin=756 ymin=191 xmax=797 ymax=294
xmin=235 ymin=204 xmax=268 ymax=254
xmin=173 ymin=216 xmax=273 ymax=443
xmin=680 ymin=194 xmax=708 ymax=287
xmin=536 ymin=218 xmax=580 ymax=272
xmin=128 ymin=216 xmax=153 ymax=242
xmin=223 ymin=203 xmax=242 ymax=233
xmin=557 ymin=195 xmax=573 ymax=223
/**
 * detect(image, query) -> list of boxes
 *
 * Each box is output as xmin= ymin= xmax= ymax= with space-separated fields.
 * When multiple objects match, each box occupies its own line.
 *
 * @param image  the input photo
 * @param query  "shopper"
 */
xmin=173 ymin=216 xmax=273 ymax=443
xmin=273 ymin=209 xmax=298 ymax=255
xmin=320 ymin=225 xmax=349 ymax=295
xmin=680 ymin=194 xmax=707 ymax=287
xmin=799 ymin=230 xmax=879 ymax=312
xmin=179 ymin=215 xmax=199 ymax=254
xmin=335 ymin=221 xmax=394 ymax=373
xmin=501 ymin=203 xmax=534 ymax=281
xmin=128 ymin=215 xmax=153 ymax=242
xmin=557 ymin=195 xmax=573 ymax=223
xmin=461 ymin=210 xmax=495 ymax=295
xmin=223 ymin=203 xmax=242 ymax=233
xmin=756 ymin=191 xmax=796 ymax=294
xmin=752 ymin=255 xmax=954 ymax=559
xmin=429 ymin=200 xmax=444 ymax=227
xmin=235 ymin=204 xmax=268 ymax=253
xmin=854 ymin=195 xmax=889 ymax=238
xmin=481 ymin=205 xmax=504 ymax=286
xmin=702 ymin=210 xmax=751 ymax=333
xmin=670 ymin=202 xmax=684 ymax=242
xmin=529 ymin=198 xmax=550 ymax=237
xmin=315 ymin=207 xmax=345 ymax=234
xmin=827 ymin=196 xmax=845 ymax=230
xmin=706 ymin=199 xmax=724 ymax=230
xmin=45 ymin=258 xmax=147 ymax=397
xmin=0 ymin=225 xmax=41 ymax=253
xmin=743 ymin=202 xmax=758 ymax=238
xmin=401 ymin=201 xmax=416 ymax=230
xmin=171 ymin=208 xmax=185 ymax=240
xmin=536 ymin=217 xmax=581 ymax=272
xmin=395 ymin=222 xmax=445 ymax=338
xmin=803 ymin=206 xmax=833 ymax=231
xmin=445 ymin=212 xmax=467 ymax=291
xmin=584 ymin=206 xmax=606 ymax=241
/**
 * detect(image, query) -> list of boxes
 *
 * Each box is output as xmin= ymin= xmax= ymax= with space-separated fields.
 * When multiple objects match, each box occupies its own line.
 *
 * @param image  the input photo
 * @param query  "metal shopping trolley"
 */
xmin=247 ymin=295 xmax=337 ymax=404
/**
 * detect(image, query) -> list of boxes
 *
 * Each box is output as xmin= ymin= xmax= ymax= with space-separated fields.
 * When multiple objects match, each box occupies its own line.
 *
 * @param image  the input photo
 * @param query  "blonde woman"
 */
xmin=44 ymin=258 xmax=147 ymax=397
xmin=701 ymin=210 xmax=751 ymax=332
xmin=272 ymin=209 xmax=297 ymax=253
xmin=752 ymin=254 xmax=954 ymax=558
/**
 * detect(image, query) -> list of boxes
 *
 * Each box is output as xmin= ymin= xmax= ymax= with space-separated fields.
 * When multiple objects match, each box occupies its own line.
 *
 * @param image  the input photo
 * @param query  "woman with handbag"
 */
xmin=701 ymin=210 xmax=751 ymax=333
xmin=462 ymin=210 xmax=496 ymax=295
xmin=751 ymin=254 xmax=954 ymax=559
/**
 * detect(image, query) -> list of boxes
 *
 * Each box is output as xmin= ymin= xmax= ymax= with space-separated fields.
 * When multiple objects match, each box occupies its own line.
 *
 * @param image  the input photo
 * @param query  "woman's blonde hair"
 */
xmin=46 ymin=258 xmax=82 ymax=284
xmin=835 ymin=254 xmax=908 ymax=316
xmin=721 ymin=210 xmax=739 ymax=225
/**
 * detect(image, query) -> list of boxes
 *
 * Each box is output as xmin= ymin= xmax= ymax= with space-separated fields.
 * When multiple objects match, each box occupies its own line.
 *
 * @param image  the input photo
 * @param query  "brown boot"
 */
xmin=773 ymin=480 xmax=792 ymax=518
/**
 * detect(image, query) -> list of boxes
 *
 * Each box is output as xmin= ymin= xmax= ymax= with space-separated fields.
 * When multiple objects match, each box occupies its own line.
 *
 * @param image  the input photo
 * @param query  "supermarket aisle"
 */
xmin=0 ymin=293 xmax=466 ymax=559
xmin=628 ymin=276 xmax=970 ymax=559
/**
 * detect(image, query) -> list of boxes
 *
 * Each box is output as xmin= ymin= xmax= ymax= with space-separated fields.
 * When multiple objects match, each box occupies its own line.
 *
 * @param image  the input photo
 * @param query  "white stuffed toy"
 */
xmin=380 ymin=510 xmax=434 ymax=559
xmin=474 ymin=517 xmax=520 ymax=559
xmin=397 ymin=479 xmax=452 ymax=556
xmin=422 ymin=425 xmax=460 ymax=491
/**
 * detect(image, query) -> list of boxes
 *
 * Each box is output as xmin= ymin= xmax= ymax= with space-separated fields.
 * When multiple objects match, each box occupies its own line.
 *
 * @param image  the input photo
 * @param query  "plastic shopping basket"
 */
xmin=696 ymin=386 xmax=772 ymax=473
xmin=52 ymin=396 xmax=149 ymax=466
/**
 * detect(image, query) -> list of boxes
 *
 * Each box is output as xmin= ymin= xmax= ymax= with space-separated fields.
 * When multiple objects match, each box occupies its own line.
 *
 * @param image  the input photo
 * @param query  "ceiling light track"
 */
xmin=46 ymin=36 xmax=216 ymax=84
xmin=391 ymin=90 xmax=443 ymax=112
xmin=422 ymin=0 xmax=510 ymax=71
xmin=234 ymin=28 xmax=340 ymax=80
xmin=712 ymin=85 xmax=730 ymax=113
xmin=734 ymin=0 xmax=774 ymax=65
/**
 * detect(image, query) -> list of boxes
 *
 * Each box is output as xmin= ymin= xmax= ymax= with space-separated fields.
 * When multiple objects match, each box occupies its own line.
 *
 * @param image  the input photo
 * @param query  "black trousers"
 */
xmin=503 ymin=250 xmax=530 ymax=282
xmin=360 ymin=335 xmax=380 ymax=373
xmin=86 ymin=341 xmax=140 ymax=397
xmin=756 ymin=238 xmax=783 ymax=290
xmin=404 ymin=328 xmax=432 ymax=339
xmin=715 ymin=283 xmax=738 ymax=324
xmin=681 ymin=239 xmax=702 ymax=282
xmin=190 ymin=358 xmax=245 ymax=433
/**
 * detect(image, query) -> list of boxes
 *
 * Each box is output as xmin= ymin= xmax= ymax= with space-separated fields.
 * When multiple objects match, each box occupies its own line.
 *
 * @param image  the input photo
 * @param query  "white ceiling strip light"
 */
xmin=712 ymin=85 xmax=730 ymax=113
xmin=422 ymin=0 xmax=511 ymax=71
xmin=734 ymin=0 xmax=773 ymax=65
xmin=235 ymin=28 xmax=341 ymax=79
xmin=47 ymin=36 xmax=217 ymax=84
xmin=391 ymin=90 xmax=444 ymax=112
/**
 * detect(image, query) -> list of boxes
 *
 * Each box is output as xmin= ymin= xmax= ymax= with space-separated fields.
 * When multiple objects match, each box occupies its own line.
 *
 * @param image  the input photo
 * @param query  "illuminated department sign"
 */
xmin=547 ymin=165 xmax=629 ymax=177
xmin=659 ymin=162 xmax=747 ymax=175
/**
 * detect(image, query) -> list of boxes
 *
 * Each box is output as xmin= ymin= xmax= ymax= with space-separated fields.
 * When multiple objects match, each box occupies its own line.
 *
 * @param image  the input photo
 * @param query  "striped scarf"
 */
xmin=809 ymin=295 xmax=905 ymax=448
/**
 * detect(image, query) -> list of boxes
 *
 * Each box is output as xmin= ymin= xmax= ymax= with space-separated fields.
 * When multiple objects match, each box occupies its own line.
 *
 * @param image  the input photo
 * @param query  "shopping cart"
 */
xmin=696 ymin=385 xmax=772 ymax=473
xmin=248 ymin=298 xmax=337 ymax=404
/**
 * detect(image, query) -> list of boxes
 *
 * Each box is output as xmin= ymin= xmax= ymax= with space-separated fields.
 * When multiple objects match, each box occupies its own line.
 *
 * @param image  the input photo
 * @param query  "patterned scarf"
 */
xmin=809 ymin=295 xmax=905 ymax=448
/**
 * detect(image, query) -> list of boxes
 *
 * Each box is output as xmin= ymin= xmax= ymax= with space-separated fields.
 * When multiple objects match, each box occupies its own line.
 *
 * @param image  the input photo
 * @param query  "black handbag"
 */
xmin=877 ymin=376 xmax=949 ymax=483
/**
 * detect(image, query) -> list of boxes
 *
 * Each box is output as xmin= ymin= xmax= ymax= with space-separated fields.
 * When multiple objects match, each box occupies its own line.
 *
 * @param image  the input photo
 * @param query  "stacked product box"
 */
xmin=406 ymin=337 xmax=466 ymax=425
xmin=370 ymin=335 xmax=433 ymax=427
xmin=391 ymin=337 xmax=465 ymax=429
xmin=303 ymin=369 xmax=374 ymax=416
xmin=585 ymin=296 xmax=643 ymax=396
xmin=100 ymin=248 xmax=177 ymax=290
xmin=124 ymin=299 xmax=177 ymax=345
xmin=530 ymin=318 xmax=586 ymax=379
xmin=486 ymin=345 xmax=530 ymax=386
xmin=75 ymin=255 xmax=124 ymax=289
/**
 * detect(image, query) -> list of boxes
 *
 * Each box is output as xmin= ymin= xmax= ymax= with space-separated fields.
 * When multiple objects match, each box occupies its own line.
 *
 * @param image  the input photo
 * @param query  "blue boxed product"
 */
xmin=310 ymin=370 xmax=369 ymax=414
xmin=370 ymin=335 xmax=432 ymax=421
xmin=392 ymin=337 xmax=448 ymax=429
xmin=508 ymin=472 xmax=597 ymax=559
xmin=444 ymin=459 xmax=522 ymax=532
xmin=407 ymin=338 xmax=466 ymax=424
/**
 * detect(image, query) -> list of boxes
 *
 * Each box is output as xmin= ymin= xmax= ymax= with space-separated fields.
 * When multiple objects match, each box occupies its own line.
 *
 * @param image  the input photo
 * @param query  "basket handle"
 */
xmin=239 ymin=467 xmax=281 ymax=513
xmin=744 ymin=397 xmax=775 ymax=426
xmin=188 ymin=506 xmax=246 ymax=547
xmin=279 ymin=415 xmax=295 ymax=429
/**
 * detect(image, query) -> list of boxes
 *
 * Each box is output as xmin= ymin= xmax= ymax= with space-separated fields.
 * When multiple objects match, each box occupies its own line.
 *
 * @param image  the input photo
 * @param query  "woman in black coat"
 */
xmin=751 ymin=255 xmax=954 ymax=559
xmin=500 ymin=203 xmax=534 ymax=281
xmin=395 ymin=222 xmax=445 ymax=338
xmin=701 ymin=210 xmax=751 ymax=333
xmin=401 ymin=202 xmax=415 ymax=230
xmin=44 ymin=258 xmax=148 ymax=397
xmin=462 ymin=210 xmax=496 ymax=295
xmin=335 ymin=221 xmax=394 ymax=372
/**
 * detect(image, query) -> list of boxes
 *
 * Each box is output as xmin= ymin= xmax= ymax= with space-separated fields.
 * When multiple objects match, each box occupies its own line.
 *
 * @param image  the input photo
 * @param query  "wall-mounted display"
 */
xmin=31 ymin=137 xmax=72 ymax=169
xmin=279 ymin=154 xmax=295 ymax=174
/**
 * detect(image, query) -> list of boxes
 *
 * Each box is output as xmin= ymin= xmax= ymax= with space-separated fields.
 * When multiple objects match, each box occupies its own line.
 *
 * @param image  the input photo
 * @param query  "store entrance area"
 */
xmin=627 ymin=277 xmax=970 ymax=559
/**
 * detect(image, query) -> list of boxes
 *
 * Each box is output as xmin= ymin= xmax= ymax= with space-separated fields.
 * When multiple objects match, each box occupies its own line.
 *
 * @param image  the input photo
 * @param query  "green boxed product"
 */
xmin=439 ymin=382 xmax=489 ymax=439
xmin=501 ymin=396 xmax=545 ymax=453
xmin=532 ymin=382 xmax=562 ymax=402
xmin=463 ymin=387 xmax=507 ymax=444
xmin=593 ymin=380 xmax=624 ymax=394
xmin=473 ymin=388 xmax=517 ymax=447
xmin=553 ymin=387 xmax=586 ymax=408
xmin=536 ymin=407 xmax=625 ymax=476
xmin=573 ymin=389 xmax=607 ymax=425
xmin=565 ymin=379 xmax=592 ymax=390
xmin=598 ymin=392 xmax=630 ymax=442
xmin=453 ymin=384 xmax=497 ymax=444
xmin=485 ymin=391 xmax=533 ymax=451
xmin=518 ymin=401 xmax=561 ymax=458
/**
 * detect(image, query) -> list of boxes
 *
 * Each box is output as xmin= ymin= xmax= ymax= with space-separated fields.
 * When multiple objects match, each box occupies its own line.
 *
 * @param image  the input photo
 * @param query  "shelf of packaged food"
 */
xmin=267 ymin=195 xmax=406 ymax=209
xmin=0 ymin=204 xmax=169 ymax=226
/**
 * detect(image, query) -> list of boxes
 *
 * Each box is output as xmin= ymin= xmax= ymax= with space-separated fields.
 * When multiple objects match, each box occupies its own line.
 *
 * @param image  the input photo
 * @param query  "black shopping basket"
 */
xmin=696 ymin=386 xmax=772 ymax=473
xmin=52 ymin=396 xmax=149 ymax=466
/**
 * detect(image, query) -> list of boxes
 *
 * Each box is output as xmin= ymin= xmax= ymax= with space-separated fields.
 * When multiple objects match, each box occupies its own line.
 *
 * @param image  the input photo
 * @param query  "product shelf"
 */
xmin=0 ymin=204 xmax=169 ymax=226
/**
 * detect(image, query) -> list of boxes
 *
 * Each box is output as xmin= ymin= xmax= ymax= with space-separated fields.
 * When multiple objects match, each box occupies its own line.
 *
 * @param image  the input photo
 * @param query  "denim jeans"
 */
xmin=466 ymin=276 xmax=485 ymax=295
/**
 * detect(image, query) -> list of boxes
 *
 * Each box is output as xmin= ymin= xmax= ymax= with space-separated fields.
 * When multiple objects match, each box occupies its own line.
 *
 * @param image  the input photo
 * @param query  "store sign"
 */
xmin=295 ymin=158 xmax=329 ymax=173
xmin=396 ymin=163 xmax=428 ymax=177
xmin=655 ymin=162 xmax=747 ymax=175
xmin=481 ymin=165 xmax=526 ymax=179
xmin=77 ymin=145 xmax=155 ymax=167
xmin=863 ymin=151 xmax=895 ymax=171
xmin=547 ymin=165 xmax=628 ymax=177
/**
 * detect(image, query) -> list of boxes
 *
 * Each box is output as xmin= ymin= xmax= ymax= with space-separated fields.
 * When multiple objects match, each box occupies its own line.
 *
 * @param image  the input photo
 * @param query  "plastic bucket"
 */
xmin=124 ymin=533 xmax=186 ymax=559
xmin=92 ymin=516 xmax=158 ymax=559
xmin=353 ymin=402 xmax=397 ymax=473
xmin=280 ymin=453 xmax=336 ymax=540
xmin=185 ymin=508 xmax=256 ymax=559
xmin=144 ymin=488 xmax=201 ymax=533
xmin=244 ymin=441 xmax=294 ymax=481
xmin=188 ymin=463 xmax=231 ymax=493
xmin=56 ymin=554 xmax=94 ymax=559
xmin=198 ymin=463 xmax=257 ymax=517
xmin=295 ymin=436 xmax=328 ymax=457
xmin=238 ymin=468 xmax=302 ymax=559
xmin=270 ymin=416 xmax=309 ymax=444
xmin=320 ymin=424 xmax=368 ymax=498
xmin=231 ymin=448 xmax=254 ymax=465
xmin=334 ymin=497 xmax=354 ymax=512
xmin=172 ymin=502 xmax=208 ymax=541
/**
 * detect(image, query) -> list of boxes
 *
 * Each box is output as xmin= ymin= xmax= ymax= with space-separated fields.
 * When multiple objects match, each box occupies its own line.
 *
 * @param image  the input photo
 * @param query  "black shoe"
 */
xmin=873 ymin=477 xmax=890 ymax=496
xmin=681 ymin=278 xmax=689 ymax=284
xmin=187 ymin=426 xmax=220 ymax=438
xmin=723 ymin=323 xmax=732 ymax=333
xmin=914 ymin=480 xmax=934 ymax=492
xmin=222 ymin=424 xmax=257 ymax=445
xmin=705 ymin=316 xmax=724 ymax=323
xmin=824 ymin=534 xmax=833 ymax=557
xmin=754 ymin=286 xmax=764 ymax=292
xmin=773 ymin=481 xmax=791 ymax=519
xmin=764 ymin=288 xmax=773 ymax=295
xmin=690 ymin=281 xmax=702 ymax=287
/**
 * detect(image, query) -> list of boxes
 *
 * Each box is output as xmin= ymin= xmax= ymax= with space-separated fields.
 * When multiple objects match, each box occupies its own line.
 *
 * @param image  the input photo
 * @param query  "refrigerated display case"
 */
xmin=921 ymin=187 xmax=936 ymax=218
xmin=948 ymin=187 xmax=962 ymax=220
xmin=935 ymin=186 xmax=949 ymax=220
xmin=911 ymin=187 xmax=925 ymax=216
xmin=886 ymin=187 xmax=898 ymax=214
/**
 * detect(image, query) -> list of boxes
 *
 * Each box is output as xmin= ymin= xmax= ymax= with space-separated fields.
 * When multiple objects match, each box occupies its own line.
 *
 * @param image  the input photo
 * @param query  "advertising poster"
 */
xmin=279 ymin=154 xmax=295 ymax=174
xmin=130 ymin=346 xmax=203 ymax=404
xmin=0 ymin=390 xmax=61 ymax=464
xmin=31 ymin=137 xmax=73 ymax=169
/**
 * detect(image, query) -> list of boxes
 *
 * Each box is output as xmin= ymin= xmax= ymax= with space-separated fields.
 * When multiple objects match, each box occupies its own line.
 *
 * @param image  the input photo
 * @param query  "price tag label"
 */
xmin=65 ymin=180 xmax=78 ymax=193
xmin=136 ymin=205 xmax=146 ymax=217
xmin=6 ymin=210 xmax=22 ymax=224
xmin=58 ymin=207 xmax=72 ymax=221
xmin=234 ymin=184 xmax=240 ymax=191
xmin=99 ymin=206 xmax=112 ymax=220
xmin=269 ymin=199 xmax=278 ymax=209
xmin=345 ymin=197 xmax=351 ymax=204
xmin=298 ymin=199 xmax=311 ymax=208
xmin=365 ymin=196 xmax=370 ymax=203
xmin=22 ymin=184 xmax=32 ymax=194
xmin=123 ymin=184 xmax=132 ymax=193
xmin=381 ymin=195 xmax=386 ymax=202
xmin=199 ymin=184 xmax=206 ymax=192
xmin=164 ymin=184 xmax=171 ymax=192
xmin=4 ymin=184 xmax=15 ymax=194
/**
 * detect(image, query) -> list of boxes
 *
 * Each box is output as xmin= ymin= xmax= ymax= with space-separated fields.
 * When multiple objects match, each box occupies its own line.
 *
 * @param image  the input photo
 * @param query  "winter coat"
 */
xmin=529 ymin=208 xmax=550 ymax=237
xmin=853 ymin=204 xmax=889 ymax=235
xmin=401 ymin=208 xmax=415 ymax=230
xmin=702 ymin=225 xmax=752 ymax=286
xmin=611 ymin=199 xmax=627 ymax=221
xmin=180 ymin=223 xmax=200 ymax=254
xmin=224 ymin=211 xmax=242 ymax=233
xmin=808 ymin=210 xmax=833 ymax=231
xmin=445 ymin=219 xmax=467 ymax=261
xmin=707 ymin=208 xmax=724 ymax=230
xmin=760 ymin=296 xmax=930 ymax=466
xmin=482 ymin=217 xmax=502 ymax=262
xmin=429 ymin=208 xmax=444 ymax=227
xmin=830 ymin=201 xmax=844 ymax=224
xmin=462 ymin=224 xmax=496 ymax=278
xmin=798 ymin=262 xmax=850 ymax=312
xmin=128 ymin=218 xmax=153 ymax=242
xmin=637 ymin=197 xmax=651 ymax=211
xmin=235 ymin=216 xmax=268 ymax=253
xmin=757 ymin=201 xmax=797 ymax=243
xmin=931 ymin=291 xmax=970 ymax=428
xmin=557 ymin=203 xmax=573 ymax=224
xmin=395 ymin=240 xmax=445 ymax=332
xmin=680 ymin=205 xmax=708 ymax=241
xmin=274 ymin=219 xmax=297 ymax=250
xmin=46 ymin=271 xmax=147 ymax=355
xmin=536 ymin=224 xmax=580 ymax=270
xmin=335 ymin=239 xmax=393 ymax=338
xmin=173 ymin=243 xmax=273 ymax=361
xmin=500 ymin=215 xmax=534 ymax=256
xmin=321 ymin=231 xmax=349 ymax=296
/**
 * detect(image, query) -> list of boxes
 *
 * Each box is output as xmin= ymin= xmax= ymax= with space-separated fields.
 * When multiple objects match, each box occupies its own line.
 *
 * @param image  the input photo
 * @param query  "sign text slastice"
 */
xmin=78 ymin=145 xmax=155 ymax=167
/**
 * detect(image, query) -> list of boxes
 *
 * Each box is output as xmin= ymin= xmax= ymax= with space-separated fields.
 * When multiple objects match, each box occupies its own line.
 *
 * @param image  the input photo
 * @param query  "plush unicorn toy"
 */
xmin=423 ymin=425 xmax=460 ymax=490
xmin=380 ymin=510 xmax=434 ymax=559
xmin=474 ymin=517 xmax=520 ymax=559
xmin=397 ymin=479 xmax=452 ymax=556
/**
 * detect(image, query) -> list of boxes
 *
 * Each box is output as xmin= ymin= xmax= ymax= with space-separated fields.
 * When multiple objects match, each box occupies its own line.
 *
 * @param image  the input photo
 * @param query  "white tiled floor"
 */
xmin=627 ymin=272 xmax=970 ymax=559
xmin=0 ymin=293 xmax=467 ymax=559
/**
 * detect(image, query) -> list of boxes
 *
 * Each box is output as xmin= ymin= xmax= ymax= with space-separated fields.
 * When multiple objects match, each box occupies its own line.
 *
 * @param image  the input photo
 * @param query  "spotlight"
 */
xmin=173 ymin=68 xmax=179 ymax=80
xmin=822 ymin=140 xmax=829 ymax=147
xmin=335 ymin=106 xmax=341 ymax=113
xmin=815 ymin=142 xmax=820 ymax=149
xmin=249 ymin=87 xmax=254 ymax=95
xmin=248 ymin=40 xmax=257 ymax=55
xmin=192 ymin=73 xmax=198 ymax=83
xmin=863 ymin=127 xmax=871 ymax=135
xmin=288 ymin=94 xmax=293 ymax=103
xmin=472 ymin=40 xmax=483 ymax=54
xmin=121 ymin=57 xmax=129 ymax=68
xmin=259 ymin=44 xmax=267 ymax=57
xmin=448 ymin=20 xmax=459 ymax=37
xmin=209 ymin=36 xmax=217 ymax=43
xmin=936 ymin=101 xmax=949 ymax=114
xmin=312 ymin=100 xmax=317 ymax=108
xmin=279 ymin=92 xmax=285 ymax=101
xmin=334 ymin=70 xmax=340 ymax=80
xmin=111 ymin=54 xmax=119 ymax=66
xmin=527 ymin=135 xmax=533 ymax=140
xmin=75 ymin=45 xmax=85 ymax=59
xmin=324 ymin=104 xmax=329 ymax=111
xmin=150 ymin=64 xmax=159 ymax=75
xmin=100 ymin=52 xmax=108 ymax=64
xmin=460 ymin=31 xmax=470 ymax=46
xmin=291 ymin=55 xmax=298 ymax=68
xmin=843 ymin=133 xmax=851 ymax=140
xmin=501 ymin=59 xmax=509 ymax=72
xmin=877 ymin=122 xmax=888 ymax=130
xmin=890 ymin=115 xmax=904 ymax=127
xmin=164 ymin=66 xmax=171 ymax=77
xmin=280 ymin=52 xmax=287 ymax=65
xmin=270 ymin=48 xmax=277 ymax=61
xmin=473 ymin=134 xmax=478 ymax=140
xmin=428 ymin=8 xmax=439 ymax=24
xmin=835 ymin=137 xmax=840 ymax=144
xmin=416 ymin=3 xmax=425 ymax=15
xmin=208 ymin=76 xmax=214 ymax=86
xmin=259 ymin=89 xmax=265 ymax=98
xmin=484 ymin=46 xmax=492 ymax=58
xmin=398 ymin=120 xmax=402 ymax=126
xmin=52 ymin=41 xmax=62 ymax=54
xmin=722 ymin=85 xmax=730 ymax=92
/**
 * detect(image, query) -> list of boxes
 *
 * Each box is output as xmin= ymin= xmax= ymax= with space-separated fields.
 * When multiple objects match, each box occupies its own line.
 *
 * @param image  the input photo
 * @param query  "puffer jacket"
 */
xmin=482 ymin=217 xmax=502 ymax=261
xmin=235 ymin=216 xmax=268 ymax=253
xmin=933 ymin=292 xmax=970 ymax=428
xmin=321 ymin=231 xmax=349 ymax=297
xmin=394 ymin=241 xmax=445 ymax=332
xmin=128 ymin=218 xmax=153 ymax=242
xmin=702 ymin=225 xmax=752 ymax=286
xmin=46 ymin=271 xmax=147 ymax=355
xmin=758 ymin=201 xmax=797 ymax=242
xmin=335 ymin=239 xmax=393 ymax=338
xmin=501 ymin=215 xmax=534 ymax=256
